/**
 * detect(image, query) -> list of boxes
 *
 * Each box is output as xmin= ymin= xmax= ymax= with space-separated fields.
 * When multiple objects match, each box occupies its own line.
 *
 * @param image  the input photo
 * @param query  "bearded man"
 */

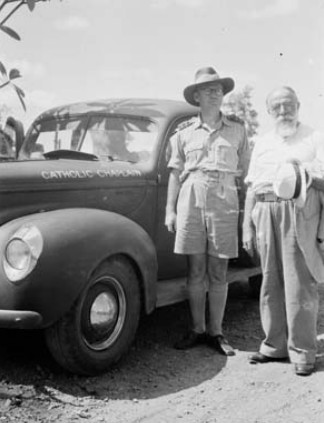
xmin=243 ymin=86 xmax=324 ymax=376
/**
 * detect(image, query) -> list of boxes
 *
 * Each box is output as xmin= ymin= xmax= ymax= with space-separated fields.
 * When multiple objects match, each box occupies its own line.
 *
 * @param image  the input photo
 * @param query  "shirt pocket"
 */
xmin=215 ymin=138 xmax=237 ymax=170
xmin=184 ymin=140 xmax=204 ymax=161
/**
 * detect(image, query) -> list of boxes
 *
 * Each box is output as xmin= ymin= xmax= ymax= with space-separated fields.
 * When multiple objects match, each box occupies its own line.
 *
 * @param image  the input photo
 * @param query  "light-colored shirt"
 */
xmin=246 ymin=123 xmax=324 ymax=194
xmin=168 ymin=114 xmax=250 ymax=182
xmin=167 ymin=113 xmax=250 ymax=258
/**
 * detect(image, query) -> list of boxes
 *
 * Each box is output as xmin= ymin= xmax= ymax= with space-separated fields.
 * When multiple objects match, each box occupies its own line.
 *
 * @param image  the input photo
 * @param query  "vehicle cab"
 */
xmin=0 ymin=99 xmax=260 ymax=374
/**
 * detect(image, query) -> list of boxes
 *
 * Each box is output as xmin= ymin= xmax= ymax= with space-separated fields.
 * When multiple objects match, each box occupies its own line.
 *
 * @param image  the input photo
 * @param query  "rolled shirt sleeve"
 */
xmin=167 ymin=132 xmax=185 ymax=172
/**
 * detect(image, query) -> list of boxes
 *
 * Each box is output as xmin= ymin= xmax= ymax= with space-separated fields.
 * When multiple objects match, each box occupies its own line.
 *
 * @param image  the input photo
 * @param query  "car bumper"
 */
xmin=0 ymin=310 xmax=43 ymax=329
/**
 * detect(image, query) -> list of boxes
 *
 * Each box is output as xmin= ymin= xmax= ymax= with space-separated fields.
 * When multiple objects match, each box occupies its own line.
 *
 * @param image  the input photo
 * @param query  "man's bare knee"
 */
xmin=187 ymin=254 xmax=206 ymax=283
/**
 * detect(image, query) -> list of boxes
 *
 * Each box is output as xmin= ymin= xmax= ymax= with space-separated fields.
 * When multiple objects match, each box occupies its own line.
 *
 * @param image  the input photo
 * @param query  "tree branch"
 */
xmin=0 ymin=0 xmax=24 ymax=26
xmin=0 ymin=80 xmax=10 ymax=89
xmin=0 ymin=1 xmax=10 ymax=12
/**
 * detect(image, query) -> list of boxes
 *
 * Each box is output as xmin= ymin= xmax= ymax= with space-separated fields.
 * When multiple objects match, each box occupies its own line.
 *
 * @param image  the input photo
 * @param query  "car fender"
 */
xmin=0 ymin=208 xmax=157 ymax=327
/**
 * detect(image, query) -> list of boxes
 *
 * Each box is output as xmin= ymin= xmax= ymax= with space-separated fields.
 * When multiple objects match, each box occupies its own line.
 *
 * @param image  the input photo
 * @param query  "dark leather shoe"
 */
xmin=248 ymin=352 xmax=288 ymax=364
xmin=294 ymin=363 xmax=314 ymax=376
xmin=174 ymin=331 xmax=206 ymax=350
xmin=207 ymin=335 xmax=235 ymax=356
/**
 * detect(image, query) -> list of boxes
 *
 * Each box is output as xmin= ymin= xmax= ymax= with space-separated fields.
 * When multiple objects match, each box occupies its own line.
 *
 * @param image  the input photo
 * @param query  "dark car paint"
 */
xmin=0 ymin=99 xmax=198 ymax=329
xmin=0 ymin=208 xmax=157 ymax=327
xmin=0 ymin=99 xmax=254 ymax=331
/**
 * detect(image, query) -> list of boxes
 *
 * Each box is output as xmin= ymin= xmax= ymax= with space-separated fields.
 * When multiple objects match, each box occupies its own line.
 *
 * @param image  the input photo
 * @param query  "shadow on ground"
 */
xmin=0 ymin=281 xmax=264 ymax=401
xmin=1 ymin=282 xmax=323 ymax=403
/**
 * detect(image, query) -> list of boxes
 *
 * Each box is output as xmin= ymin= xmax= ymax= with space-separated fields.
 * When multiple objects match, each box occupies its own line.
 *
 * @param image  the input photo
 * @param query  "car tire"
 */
xmin=44 ymin=255 xmax=141 ymax=375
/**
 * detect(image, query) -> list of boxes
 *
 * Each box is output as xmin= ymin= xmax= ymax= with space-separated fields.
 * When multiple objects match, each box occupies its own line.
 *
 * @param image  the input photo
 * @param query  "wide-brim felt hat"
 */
xmin=273 ymin=161 xmax=311 ymax=208
xmin=183 ymin=67 xmax=235 ymax=106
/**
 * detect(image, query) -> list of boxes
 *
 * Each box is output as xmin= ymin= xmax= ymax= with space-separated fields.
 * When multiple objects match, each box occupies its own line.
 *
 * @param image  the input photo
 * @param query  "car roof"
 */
xmin=34 ymin=98 xmax=198 ymax=122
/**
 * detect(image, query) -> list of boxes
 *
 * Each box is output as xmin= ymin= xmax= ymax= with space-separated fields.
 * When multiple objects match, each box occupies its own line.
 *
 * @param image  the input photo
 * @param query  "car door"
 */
xmin=155 ymin=115 xmax=195 ymax=280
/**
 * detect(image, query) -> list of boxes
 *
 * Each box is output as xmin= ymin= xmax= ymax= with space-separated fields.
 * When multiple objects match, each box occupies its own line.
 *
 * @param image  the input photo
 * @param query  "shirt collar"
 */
xmin=222 ymin=114 xmax=235 ymax=126
xmin=193 ymin=112 xmax=231 ymax=130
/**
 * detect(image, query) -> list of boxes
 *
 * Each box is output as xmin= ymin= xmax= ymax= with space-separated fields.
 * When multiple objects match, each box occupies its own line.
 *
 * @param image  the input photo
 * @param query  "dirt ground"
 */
xmin=0 ymin=281 xmax=323 ymax=423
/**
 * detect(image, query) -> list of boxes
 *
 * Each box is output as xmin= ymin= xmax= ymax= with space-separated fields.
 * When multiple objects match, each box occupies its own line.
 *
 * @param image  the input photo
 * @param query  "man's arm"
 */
xmin=305 ymin=131 xmax=324 ymax=190
xmin=165 ymin=169 xmax=181 ymax=233
xmin=242 ymin=186 xmax=257 ymax=257
xmin=237 ymin=125 xmax=251 ymax=181
xmin=316 ymin=191 xmax=324 ymax=247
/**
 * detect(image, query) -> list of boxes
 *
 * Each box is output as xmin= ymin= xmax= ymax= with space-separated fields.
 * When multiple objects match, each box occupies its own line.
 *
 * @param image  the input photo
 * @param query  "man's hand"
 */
xmin=242 ymin=239 xmax=256 ymax=258
xmin=242 ymin=187 xmax=258 ymax=258
xmin=165 ymin=210 xmax=177 ymax=233
xmin=242 ymin=227 xmax=257 ymax=258
xmin=165 ymin=169 xmax=181 ymax=233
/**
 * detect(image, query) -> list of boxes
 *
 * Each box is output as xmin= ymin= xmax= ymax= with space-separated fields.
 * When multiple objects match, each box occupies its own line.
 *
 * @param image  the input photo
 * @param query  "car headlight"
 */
xmin=3 ymin=225 xmax=43 ymax=283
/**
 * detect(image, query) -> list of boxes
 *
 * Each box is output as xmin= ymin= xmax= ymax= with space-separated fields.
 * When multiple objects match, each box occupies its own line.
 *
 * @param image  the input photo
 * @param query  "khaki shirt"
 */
xmin=167 ymin=113 xmax=250 ymax=258
xmin=168 ymin=114 xmax=250 ymax=181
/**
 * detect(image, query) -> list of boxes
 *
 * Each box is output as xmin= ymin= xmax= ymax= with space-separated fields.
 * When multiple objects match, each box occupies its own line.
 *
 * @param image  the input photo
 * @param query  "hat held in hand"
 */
xmin=273 ymin=162 xmax=310 ymax=208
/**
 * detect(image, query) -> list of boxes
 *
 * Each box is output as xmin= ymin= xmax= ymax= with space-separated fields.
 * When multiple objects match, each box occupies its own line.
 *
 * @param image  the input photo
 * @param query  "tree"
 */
xmin=0 ymin=0 xmax=62 ymax=110
xmin=223 ymin=85 xmax=259 ymax=142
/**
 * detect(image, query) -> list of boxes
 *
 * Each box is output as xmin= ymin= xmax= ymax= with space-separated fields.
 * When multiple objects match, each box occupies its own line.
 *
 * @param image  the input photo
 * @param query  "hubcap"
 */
xmin=90 ymin=292 xmax=118 ymax=330
xmin=81 ymin=276 xmax=127 ymax=350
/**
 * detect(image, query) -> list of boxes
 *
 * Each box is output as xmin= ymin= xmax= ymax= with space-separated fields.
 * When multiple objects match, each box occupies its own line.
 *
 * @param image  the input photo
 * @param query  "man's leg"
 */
xmin=249 ymin=202 xmax=289 ymax=363
xmin=281 ymin=217 xmax=318 ymax=373
xmin=187 ymin=253 xmax=207 ymax=334
xmin=206 ymin=256 xmax=235 ymax=356
xmin=174 ymin=254 xmax=207 ymax=349
xmin=207 ymin=256 xmax=228 ymax=336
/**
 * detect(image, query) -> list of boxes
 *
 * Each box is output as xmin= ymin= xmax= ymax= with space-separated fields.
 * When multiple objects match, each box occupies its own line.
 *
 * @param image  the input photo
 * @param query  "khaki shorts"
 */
xmin=174 ymin=173 xmax=239 ymax=258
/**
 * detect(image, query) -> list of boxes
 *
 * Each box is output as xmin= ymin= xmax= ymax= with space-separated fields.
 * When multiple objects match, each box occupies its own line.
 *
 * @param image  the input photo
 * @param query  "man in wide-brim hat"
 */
xmin=183 ymin=66 xmax=235 ymax=106
xmin=165 ymin=66 xmax=250 ymax=355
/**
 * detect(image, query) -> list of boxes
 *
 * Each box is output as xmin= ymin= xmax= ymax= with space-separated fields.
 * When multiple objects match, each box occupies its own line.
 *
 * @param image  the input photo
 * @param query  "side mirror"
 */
xmin=4 ymin=116 xmax=25 ymax=158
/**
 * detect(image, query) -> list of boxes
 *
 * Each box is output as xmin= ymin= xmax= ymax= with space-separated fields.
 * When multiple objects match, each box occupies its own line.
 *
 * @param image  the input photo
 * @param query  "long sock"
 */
xmin=208 ymin=283 xmax=228 ymax=335
xmin=187 ymin=282 xmax=207 ymax=333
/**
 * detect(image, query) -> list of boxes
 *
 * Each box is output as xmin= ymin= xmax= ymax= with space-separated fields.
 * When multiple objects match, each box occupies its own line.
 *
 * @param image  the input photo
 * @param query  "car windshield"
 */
xmin=20 ymin=115 xmax=158 ymax=163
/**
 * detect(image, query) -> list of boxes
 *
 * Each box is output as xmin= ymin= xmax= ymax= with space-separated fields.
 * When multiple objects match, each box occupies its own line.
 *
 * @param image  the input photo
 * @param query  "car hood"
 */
xmin=0 ymin=158 xmax=148 ymax=189
xmin=0 ymin=159 xmax=150 ymax=224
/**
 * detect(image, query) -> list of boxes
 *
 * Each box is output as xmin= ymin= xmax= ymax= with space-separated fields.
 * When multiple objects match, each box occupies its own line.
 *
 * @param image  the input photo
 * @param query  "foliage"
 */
xmin=223 ymin=85 xmax=259 ymax=140
xmin=0 ymin=102 xmax=10 ymax=123
xmin=0 ymin=0 xmax=62 ymax=110
xmin=0 ymin=61 xmax=25 ymax=109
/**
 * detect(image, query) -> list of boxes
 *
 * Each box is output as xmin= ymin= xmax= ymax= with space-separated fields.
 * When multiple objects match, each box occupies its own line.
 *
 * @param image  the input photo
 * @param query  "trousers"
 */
xmin=253 ymin=200 xmax=319 ymax=364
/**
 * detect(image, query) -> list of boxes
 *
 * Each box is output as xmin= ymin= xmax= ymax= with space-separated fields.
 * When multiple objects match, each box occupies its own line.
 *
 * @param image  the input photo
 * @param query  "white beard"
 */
xmin=276 ymin=120 xmax=298 ymax=138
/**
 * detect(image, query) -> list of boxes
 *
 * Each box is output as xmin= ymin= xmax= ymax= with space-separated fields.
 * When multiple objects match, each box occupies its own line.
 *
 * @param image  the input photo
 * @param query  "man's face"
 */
xmin=267 ymin=89 xmax=300 ymax=137
xmin=194 ymin=83 xmax=224 ymax=109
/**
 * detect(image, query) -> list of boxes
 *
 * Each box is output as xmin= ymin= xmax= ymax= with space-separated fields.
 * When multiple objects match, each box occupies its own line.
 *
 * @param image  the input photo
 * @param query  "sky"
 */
xmin=1 ymin=0 xmax=324 ymax=136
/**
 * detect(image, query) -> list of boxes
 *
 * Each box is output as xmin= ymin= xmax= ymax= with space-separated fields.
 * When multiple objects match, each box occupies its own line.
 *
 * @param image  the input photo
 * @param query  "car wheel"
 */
xmin=248 ymin=274 xmax=262 ymax=299
xmin=44 ymin=255 xmax=141 ymax=375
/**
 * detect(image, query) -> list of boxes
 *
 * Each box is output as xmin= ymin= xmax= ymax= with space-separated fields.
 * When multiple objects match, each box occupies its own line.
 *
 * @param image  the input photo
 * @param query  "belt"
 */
xmin=255 ymin=192 xmax=287 ymax=202
xmin=181 ymin=169 xmax=223 ymax=183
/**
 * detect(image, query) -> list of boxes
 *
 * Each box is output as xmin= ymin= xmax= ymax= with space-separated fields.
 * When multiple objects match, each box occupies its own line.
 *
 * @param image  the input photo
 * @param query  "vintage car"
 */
xmin=0 ymin=99 xmax=261 ymax=375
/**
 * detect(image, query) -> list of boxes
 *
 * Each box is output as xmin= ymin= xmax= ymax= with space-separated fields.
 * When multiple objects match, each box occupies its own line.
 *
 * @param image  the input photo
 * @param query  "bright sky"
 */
xmin=1 ymin=0 xmax=324 ymax=135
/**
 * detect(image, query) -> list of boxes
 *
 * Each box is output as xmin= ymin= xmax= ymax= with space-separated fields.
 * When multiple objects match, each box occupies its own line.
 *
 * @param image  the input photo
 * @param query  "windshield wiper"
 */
xmin=96 ymin=154 xmax=137 ymax=163
xmin=43 ymin=149 xmax=99 ymax=161
xmin=108 ymin=156 xmax=137 ymax=164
